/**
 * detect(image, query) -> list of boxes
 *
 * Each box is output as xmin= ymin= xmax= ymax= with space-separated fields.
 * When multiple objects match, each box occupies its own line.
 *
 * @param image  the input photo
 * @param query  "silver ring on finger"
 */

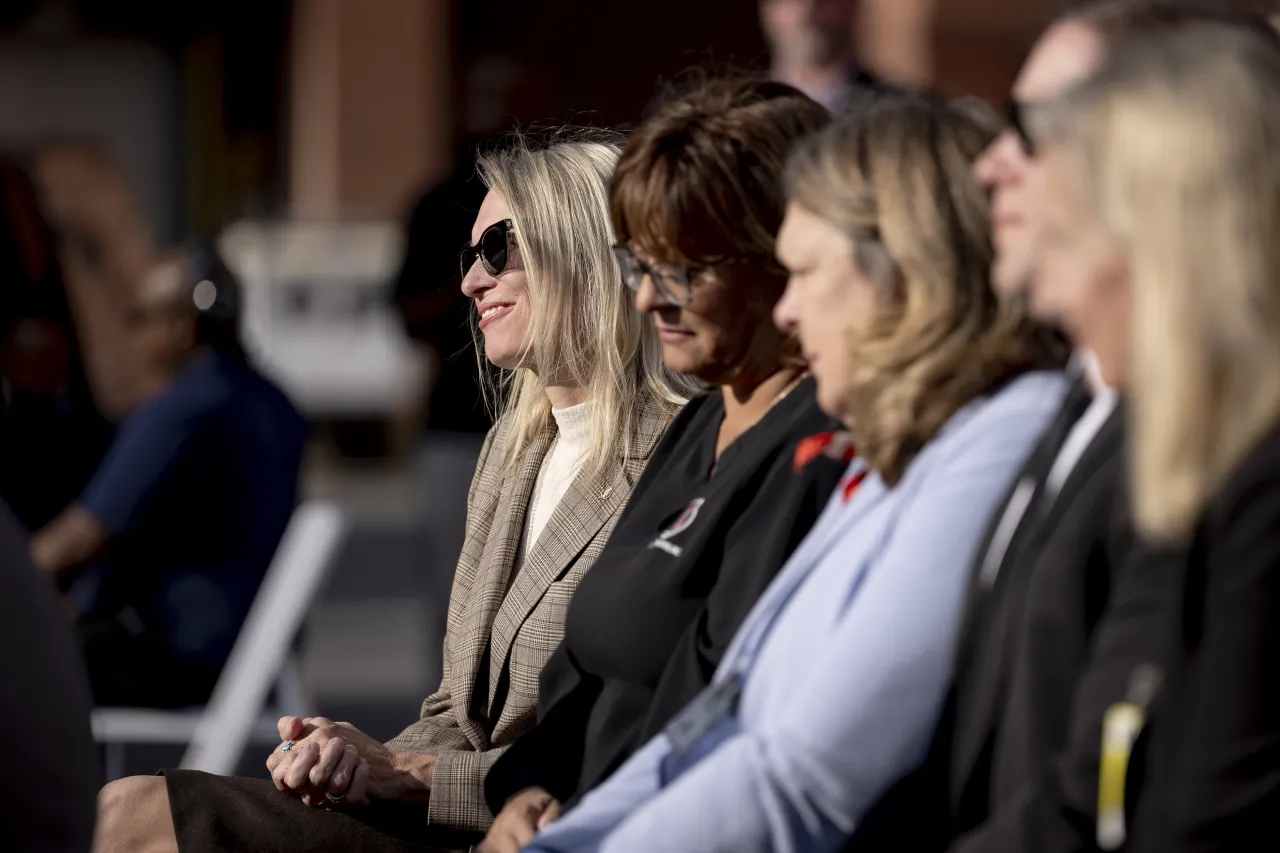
xmin=281 ymin=739 xmax=296 ymax=753
xmin=326 ymin=790 xmax=348 ymax=804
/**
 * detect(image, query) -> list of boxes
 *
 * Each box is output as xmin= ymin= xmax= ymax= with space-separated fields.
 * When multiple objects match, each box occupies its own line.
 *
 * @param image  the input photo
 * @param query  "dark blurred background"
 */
xmin=0 ymin=0 xmax=1062 ymax=772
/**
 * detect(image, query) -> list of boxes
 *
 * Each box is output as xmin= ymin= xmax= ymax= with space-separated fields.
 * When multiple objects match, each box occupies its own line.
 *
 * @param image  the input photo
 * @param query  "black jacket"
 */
xmin=944 ymin=402 xmax=1131 ymax=851
xmin=1122 ymin=425 xmax=1280 ymax=852
xmin=946 ymin=421 xmax=1280 ymax=853
xmin=485 ymin=382 xmax=843 ymax=812
xmin=843 ymin=389 xmax=1137 ymax=852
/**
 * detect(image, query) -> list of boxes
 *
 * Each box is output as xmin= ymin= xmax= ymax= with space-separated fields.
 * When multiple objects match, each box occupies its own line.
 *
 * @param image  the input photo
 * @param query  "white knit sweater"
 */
xmin=525 ymin=401 xmax=591 ymax=551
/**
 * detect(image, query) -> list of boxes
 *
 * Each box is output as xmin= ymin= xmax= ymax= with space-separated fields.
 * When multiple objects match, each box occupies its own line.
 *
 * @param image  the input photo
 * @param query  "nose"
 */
xmin=632 ymin=273 xmax=664 ymax=315
xmin=773 ymin=277 xmax=799 ymax=335
xmin=973 ymin=130 xmax=1024 ymax=189
xmin=460 ymin=260 xmax=492 ymax=300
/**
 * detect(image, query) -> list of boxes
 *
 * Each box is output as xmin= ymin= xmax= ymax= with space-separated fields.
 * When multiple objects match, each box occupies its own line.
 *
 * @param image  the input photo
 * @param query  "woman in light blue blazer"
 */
xmin=515 ymin=92 xmax=1070 ymax=853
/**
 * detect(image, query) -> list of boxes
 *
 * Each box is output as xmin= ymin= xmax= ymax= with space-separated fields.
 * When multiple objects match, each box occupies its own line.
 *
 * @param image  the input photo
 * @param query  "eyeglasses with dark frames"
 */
xmin=460 ymin=219 xmax=516 ymax=279
xmin=612 ymin=244 xmax=757 ymax=307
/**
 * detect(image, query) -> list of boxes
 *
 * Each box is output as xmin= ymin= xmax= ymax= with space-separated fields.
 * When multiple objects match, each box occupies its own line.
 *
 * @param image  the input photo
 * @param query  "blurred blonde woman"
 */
xmin=1025 ymin=17 xmax=1280 ymax=852
xmin=94 ymin=133 xmax=693 ymax=853
xmin=522 ymin=91 xmax=1067 ymax=853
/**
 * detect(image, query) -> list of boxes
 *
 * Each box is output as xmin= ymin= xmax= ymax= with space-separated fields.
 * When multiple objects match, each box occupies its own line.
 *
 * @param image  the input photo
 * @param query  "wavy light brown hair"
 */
xmin=786 ymin=92 xmax=1069 ymax=484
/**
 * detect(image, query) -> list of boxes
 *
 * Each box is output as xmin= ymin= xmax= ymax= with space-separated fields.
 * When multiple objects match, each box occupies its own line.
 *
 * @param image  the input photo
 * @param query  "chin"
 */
xmin=659 ymin=346 xmax=706 ymax=379
xmin=484 ymin=346 xmax=521 ymax=371
xmin=992 ymin=257 xmax=1033 ymax=301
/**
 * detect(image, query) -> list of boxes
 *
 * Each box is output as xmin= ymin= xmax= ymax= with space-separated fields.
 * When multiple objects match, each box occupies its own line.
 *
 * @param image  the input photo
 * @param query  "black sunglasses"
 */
xmin=1005 ymin=98 xmax=1037 ymax=158
xmin=460 ymin=219 xmax=515 ymax=278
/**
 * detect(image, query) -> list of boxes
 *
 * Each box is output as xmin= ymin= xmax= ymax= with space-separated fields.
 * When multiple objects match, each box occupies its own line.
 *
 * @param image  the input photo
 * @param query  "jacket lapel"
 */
xmin=1023 ymin=404 xmax=1124 ymax=553
xmin=450 ymin=422 xmax=555 ymax=745
xmin=486 ymin=397 xmax=670 ymax=710
xmin=946 ymin=406 xmax=1074 ymax=804
xmin=949 ymin=402 xmax=1126 ymax=807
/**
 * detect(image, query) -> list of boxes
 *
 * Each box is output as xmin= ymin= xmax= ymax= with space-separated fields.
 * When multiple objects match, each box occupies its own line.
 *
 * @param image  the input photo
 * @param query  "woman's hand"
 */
xmin=266 ymin=716 xmax=430 ymax=807
xmin=478 ymin=787 xmax=562 ymax=853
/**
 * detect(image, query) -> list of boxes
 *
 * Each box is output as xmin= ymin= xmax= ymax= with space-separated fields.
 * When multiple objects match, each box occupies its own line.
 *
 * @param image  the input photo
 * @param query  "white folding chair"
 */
xmin=91 ymin=500 xmax=347 ymax=779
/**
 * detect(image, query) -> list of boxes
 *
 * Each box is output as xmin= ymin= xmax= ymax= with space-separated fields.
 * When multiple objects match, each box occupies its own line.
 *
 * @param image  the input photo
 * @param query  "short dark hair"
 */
xmin=610 ymin=77 xmax=831 ymax=267
xmin=1057 ymin=0 xmax=1275 ymax=44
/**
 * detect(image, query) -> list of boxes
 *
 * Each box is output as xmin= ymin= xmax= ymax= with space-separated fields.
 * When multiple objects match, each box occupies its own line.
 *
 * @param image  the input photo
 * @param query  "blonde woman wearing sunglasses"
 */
xmin=94 ymin=132 xmax=694 ymax=853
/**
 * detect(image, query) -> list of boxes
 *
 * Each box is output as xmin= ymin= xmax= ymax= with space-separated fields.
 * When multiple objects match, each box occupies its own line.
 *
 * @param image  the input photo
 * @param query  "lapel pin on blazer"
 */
xmin=1097 ymin=663 xmax=1164 ymax=851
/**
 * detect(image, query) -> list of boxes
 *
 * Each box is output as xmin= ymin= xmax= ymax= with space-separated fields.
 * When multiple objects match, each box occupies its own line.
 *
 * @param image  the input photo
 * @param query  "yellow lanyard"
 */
xmin=1097 ymin=664 xmax=1163 ymax=851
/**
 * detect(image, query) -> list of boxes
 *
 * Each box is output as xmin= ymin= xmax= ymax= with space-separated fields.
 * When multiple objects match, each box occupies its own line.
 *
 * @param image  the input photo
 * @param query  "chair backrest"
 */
xmin=179 ymin=500 xmax=346 ymax=774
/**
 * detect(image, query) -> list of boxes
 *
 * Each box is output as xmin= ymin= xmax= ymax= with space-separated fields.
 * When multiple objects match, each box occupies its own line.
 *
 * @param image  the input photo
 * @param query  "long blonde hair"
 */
xmin=785 ymin=92 xmax=1068 ymax=484
xmin=1042 ymin=20 xmax=1280 ymax=542
xmin=475 ymin=132 xmax=694 ymax=474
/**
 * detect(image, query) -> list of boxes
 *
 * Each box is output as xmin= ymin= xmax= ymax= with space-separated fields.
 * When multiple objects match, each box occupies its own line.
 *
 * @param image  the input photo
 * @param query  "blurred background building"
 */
xmin=0 ymin=0 xmax=1063 ymax=770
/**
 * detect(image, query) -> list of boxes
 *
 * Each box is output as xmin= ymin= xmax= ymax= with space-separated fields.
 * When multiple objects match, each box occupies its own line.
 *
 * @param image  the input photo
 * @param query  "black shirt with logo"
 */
xmin=484 ymin=378 xmax=844 ymax=811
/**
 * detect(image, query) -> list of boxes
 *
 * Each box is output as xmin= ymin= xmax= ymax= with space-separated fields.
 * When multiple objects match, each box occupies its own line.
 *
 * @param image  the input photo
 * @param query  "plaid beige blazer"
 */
xmin=385 ymin=393 xmax=674 ymax=831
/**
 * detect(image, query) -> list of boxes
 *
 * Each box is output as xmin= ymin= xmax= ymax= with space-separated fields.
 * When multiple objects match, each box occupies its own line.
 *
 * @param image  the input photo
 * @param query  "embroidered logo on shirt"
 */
xmin=648 ymin=497 xmax=706 ymax=557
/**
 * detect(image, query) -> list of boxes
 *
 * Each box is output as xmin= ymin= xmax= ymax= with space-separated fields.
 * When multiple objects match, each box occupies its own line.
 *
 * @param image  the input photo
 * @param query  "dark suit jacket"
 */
xmin=942 ymin=404 xmax=1131 ymax=851
xmin=933 ymin=423 xmax=1280 ymax=853
xmin=838 ymin=389 xmax=1128 ymax=853
xmin=1121 ymin=425 xmax=1280 ymax=852
xmin=0 ymin=502 xmax=99 ymax=852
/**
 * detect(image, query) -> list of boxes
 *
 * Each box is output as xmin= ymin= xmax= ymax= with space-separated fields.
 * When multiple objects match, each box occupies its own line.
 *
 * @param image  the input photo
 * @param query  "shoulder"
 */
xmin=627 ymin=389 xmax=689 ymax=464
xmin=475 ymin=411 xmax=518 ymax=478
xmin=783 ymin=378 xmax=841 ymax=436
xmin=917 ymin=370 xmax=1068 ymax=475
xmin=1203 ymin=424 xmax=1280 ymax=537
xmin=125 ymin=370 xmax=229 ymax=434
xmin=950 ymin=371 xmax=1066 ymax=440
xmin=654 ymin=393 xmax=718 ymax=449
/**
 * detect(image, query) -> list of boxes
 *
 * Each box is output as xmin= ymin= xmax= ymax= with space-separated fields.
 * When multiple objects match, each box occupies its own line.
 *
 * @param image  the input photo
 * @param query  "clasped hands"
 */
xmin=265 ymin=715 xmax=433 ymax=809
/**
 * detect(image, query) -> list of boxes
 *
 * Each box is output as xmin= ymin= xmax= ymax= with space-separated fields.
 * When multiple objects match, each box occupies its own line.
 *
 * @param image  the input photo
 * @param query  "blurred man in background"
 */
xmin=760 ymin=0 xmax=876 ymax=109
xmin=0 ymin=157 xmax=113 ymax=533
xmin=32 ymin=245 xmax=307 ymax=709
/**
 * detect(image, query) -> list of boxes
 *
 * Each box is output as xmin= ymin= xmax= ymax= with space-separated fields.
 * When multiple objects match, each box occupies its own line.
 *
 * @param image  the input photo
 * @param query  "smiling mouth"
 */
xmin=656 ymin=325 xmax=695 ymax=341
xmin=478 ymin=303 xmax=514 ymax=330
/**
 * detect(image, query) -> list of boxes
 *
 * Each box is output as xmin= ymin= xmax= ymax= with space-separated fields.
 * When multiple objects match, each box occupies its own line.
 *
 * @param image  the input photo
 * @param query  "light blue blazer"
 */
xmin=523 ymin=371 xmax=1067 ymax=853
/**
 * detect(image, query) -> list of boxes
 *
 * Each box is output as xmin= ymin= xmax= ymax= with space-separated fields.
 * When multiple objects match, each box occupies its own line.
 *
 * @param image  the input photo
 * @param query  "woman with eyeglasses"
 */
xmin=520 ymin=90 xmax=1068 ymax=853
xmin=94 ymin=133 xmax=694 ymax=853
xmin=479 ymin=78 xmax=845 ymax=853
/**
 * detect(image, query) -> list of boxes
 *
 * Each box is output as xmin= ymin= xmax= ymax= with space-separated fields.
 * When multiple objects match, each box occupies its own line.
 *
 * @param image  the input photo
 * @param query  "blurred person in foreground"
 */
xmin=760 ymin=0 xmax=878 ymax=109
xmin=521 ymin=91 xmax=1068 ymax=853
xmin=1017 ymin=17 xmax=1280 ymax=851
xmin=94 ymin=133 xmax=693 ymax=853
xmin=871 ymin=5 xmax=1280 ymax=853
xmin=1 ymin=501 xmax=98 ymax=852
xmin=479 ymin=78 xmax=841 ymax=853
xmin=31 ymin=244 xmax=308 ymax=708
